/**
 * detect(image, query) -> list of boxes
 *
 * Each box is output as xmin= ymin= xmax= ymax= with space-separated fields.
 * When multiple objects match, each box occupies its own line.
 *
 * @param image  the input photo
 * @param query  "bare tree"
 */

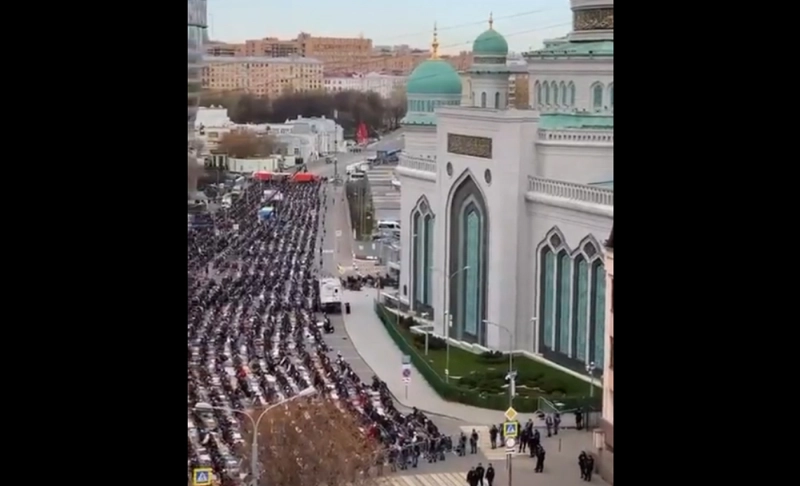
xmin=217 ymin=129 xmax=277 ymax=158
xmin=244 ymin=398 xmax=382 ymax=486
xmin=387 ymin=86 xmax=407 ymax=129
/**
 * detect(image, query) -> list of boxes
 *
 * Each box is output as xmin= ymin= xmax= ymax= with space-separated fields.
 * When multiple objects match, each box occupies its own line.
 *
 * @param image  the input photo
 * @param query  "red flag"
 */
xmin=356 ymin=122 xmax=368 ymax=145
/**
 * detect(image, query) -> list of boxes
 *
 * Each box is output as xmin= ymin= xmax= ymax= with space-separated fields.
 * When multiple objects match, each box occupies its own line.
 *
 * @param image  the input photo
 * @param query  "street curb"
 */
xmin=340 ymin=310 xmax=589 ymax=427
xmin=338 ymin=308 xmax=467 ymax=421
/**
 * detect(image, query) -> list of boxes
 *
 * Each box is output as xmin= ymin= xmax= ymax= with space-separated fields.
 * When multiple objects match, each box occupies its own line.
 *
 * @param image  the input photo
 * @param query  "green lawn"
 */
xmin=394 ymin=318 xmax=600 ymax=399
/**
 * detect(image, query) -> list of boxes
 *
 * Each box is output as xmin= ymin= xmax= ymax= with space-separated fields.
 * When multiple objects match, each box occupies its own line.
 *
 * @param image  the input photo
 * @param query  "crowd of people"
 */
xmin=187 ymin=177 xmax=449 ymax=485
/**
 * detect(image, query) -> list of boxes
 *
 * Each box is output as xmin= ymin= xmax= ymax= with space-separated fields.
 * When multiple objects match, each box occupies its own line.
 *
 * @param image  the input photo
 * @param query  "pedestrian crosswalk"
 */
xmin=460 ymin=425 xmax=516 ymax=461
xmin=376 ymin=471 xmax=468 ymax=486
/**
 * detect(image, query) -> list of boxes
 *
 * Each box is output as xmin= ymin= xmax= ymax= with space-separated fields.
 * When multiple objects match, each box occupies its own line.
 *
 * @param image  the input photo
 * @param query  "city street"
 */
xmin=307 ymin=130 xmax=405 ymax=179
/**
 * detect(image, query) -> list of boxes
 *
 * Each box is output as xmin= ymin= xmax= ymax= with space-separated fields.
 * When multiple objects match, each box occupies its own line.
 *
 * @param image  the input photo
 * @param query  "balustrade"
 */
xmin=528 ymin=176 xmax=613 ymax=206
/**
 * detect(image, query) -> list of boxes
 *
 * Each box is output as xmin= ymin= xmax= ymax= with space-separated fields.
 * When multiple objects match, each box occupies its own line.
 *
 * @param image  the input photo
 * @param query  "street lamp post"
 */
xmin=483 ymin=320 xmax=515 ymax=407
xmin=194 ymin=386 xmax=317 ymax=486
xmin=586 ymin=361 xmax=596 ymax=397
xmin=437 ymin=265 xmax=470 ymax=383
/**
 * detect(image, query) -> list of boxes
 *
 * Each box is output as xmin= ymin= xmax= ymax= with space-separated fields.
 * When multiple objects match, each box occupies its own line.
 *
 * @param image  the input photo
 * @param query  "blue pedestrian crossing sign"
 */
xmin=503 ymin=421 xmax=518 ymax=439
xmin=193 ymin=468 xmax=213 ymax=486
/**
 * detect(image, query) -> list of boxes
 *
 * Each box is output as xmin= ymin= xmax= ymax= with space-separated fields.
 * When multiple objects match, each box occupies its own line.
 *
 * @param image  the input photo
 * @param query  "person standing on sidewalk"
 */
xmin=485 ymin=464 xmax=495 ymax=486
xmin=470 ymin=429 xmax=479 ymax=454
xmin=489 ymin=424 xmax=498 ymax=449
xmin=535 ymin=445 xmax=546 ymax=472
xmin=475 ymin=463 xmax=485 ymax=486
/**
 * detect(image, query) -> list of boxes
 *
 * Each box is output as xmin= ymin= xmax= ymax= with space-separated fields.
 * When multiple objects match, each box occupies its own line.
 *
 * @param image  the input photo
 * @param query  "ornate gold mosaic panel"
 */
xmin=574 ymin=8 xmax=614 ymax=31
xmin=447 ymin=134 xmax=493 ymax=159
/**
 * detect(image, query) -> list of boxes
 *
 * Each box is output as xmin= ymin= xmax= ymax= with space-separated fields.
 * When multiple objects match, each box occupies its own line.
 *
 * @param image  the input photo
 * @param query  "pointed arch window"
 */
xmin=560 ymin=82 xmax=567 ymax=106
xmin=556 ymin=250 xmax=571 ymax=354
xmin=572 ymin=254 xmax=589 ymax=362
xmin=481 ymin=92 xmax=487 ymax=108
xmin=449 ymin=175 xmax=488 ymax=345
xmin=592 ymin=82 xmax=604 ymax=109
xmin=540 ymin=247 xmax=556 ymax=350
xmin=544 ymin=83 xmax=550 ymax=105
xmin=609 ymin=83 xmax=614 ymax=108
xmin=494 ymin=92 xmax=500 ymax=108
xmin=411 ymin=198 xmax=435 ymax=313
xmin=423 ymin=214 xmax=434 ymax=305
xmin=590 ymin=260 xmax=606 ymax=365
xmin=568 ymin=82 xmax=576 ymax=106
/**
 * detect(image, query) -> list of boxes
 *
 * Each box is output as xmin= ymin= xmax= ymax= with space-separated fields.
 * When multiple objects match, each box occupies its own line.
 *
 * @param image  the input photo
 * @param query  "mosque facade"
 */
xmin=395 ymin=0 xmax=613 ymax=377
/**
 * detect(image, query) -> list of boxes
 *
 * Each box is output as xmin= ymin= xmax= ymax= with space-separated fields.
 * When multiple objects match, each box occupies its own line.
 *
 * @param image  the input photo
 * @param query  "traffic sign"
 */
xmin=402 ymin=368 xmax=411 ymax=378
xmin=503 ymin=421 xmax=518 ymax=439
xmin=505 ymin=438 xmax=516 ymax=449
xmin=402 ymin=355 xmax=411 ymax=365
xmin=335 ymin=230 xmax=342 ymax=238
xmin=504 ymin=407 xmax=518 ymax=421
xmin=193 ymin=468 xmax=212 ymax=486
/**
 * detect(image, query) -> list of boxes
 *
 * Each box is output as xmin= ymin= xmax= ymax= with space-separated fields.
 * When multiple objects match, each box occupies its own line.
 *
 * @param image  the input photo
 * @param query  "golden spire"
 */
xmin=489 ymin=12 xmax=494 ymax=29
xmin=431 ymin=22 xmax=440 ymax=59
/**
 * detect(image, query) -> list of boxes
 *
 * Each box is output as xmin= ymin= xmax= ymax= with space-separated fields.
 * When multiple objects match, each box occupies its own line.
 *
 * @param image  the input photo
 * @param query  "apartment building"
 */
xmin=509 ymin=73 xmax=531 ymax=108
xmin=205 ymin=41 xmax=242 ymax=57
xmin=323 ymin=72 xmax=407 ymax=98
xmin=297 ymin=33 xmax=372 ymax=72
xmin=458 ymin=67 xmax=528 ymax=108
xmin=202 ymin=56 xmax=323 ymax=97
xmin=243 ymin=37 xmax=299 ymax=57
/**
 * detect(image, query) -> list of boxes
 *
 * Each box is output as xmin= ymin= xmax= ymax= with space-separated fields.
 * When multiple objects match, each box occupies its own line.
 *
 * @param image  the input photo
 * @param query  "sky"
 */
xmin=207 ymin=0 xmax=573 ymax=54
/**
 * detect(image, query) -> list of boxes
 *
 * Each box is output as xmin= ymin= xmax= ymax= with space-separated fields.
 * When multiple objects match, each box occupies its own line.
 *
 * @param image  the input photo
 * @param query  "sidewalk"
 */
xmin=343 ymin=289 xmax=515 ymax=425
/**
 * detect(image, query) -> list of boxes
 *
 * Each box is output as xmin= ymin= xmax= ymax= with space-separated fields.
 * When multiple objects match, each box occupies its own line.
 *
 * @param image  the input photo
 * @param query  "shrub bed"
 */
xmin=373 ymin=302 xmax=600 ymax=412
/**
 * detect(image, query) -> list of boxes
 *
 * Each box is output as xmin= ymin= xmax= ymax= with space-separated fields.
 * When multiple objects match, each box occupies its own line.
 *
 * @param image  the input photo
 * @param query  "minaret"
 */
xmin=431 ymin=22 xmax=439 ymax=59
xmin=468 ymin=13 xmax=511 ymax=109
xmin=568 ymin=0 xmax=614 ymax=42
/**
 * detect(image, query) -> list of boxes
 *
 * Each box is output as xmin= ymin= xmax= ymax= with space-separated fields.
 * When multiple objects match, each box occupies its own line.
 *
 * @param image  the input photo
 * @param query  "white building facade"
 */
xmin=195 ymin=109 xmax=344 ymax=162
xmin=598 ymin=227 xmax=613 ymax=482
xmin=395 ymin=1 xmax=613 ymax=379
xmin=324 ymin=72 xmax=407 ymax=99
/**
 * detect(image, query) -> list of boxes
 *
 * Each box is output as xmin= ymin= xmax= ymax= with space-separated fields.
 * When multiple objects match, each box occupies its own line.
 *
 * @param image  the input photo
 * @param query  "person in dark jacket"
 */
xmin=466 ymin=467 xmax=479 ymax=486
xmin=485 ymin=464 xmax=495 ymax=486
xmin=475 ymin=463 xmax=485 ymax=486
xmin=578 ymin=451 xmax=588 ymax=479
xmin=489 ymin=424 xmax=498 ymax=449
xmin=584 ymin=454 xmax=594 ymax=481
xmin=535 ymin=445 xmax=546 ymax=473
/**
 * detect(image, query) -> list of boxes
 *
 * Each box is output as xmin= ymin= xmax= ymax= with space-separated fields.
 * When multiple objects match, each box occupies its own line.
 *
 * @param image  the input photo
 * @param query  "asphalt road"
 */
xmin=306 ymin=131 xmax=406 ymax=179
xmin=307 ymin=164 xmax=471 ymax=441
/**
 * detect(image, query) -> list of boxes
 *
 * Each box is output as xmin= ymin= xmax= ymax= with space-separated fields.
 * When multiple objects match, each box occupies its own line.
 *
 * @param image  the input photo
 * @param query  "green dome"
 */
xmin=406 ymin=59 xmax=462 ymax=95
xmin=473 ymin=28 xmax=508 ymax=56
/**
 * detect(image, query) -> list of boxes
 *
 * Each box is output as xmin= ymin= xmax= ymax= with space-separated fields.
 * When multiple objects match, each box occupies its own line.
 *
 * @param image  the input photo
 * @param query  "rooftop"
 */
xmin=524 ymin=40 xmax=613 ymax=59
xmin=540 ymin=113 xmax=614 ymax=130
xmin=589 ymin=180 xmax=614 ymax=189
xmin=203 ymin=56 xmax=322 ymax=64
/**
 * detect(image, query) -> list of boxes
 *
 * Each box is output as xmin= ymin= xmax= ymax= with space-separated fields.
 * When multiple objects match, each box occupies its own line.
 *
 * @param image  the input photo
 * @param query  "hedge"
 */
xmin=373 ymin=302 xmax=536 ymax=411
xmin=374 ymin=302 xmax=600 ymax=413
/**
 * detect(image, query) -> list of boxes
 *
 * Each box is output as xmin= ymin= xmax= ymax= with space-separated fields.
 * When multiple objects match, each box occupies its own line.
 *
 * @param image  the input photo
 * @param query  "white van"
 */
xmin=376 ymin=220 xmax=400 ymax=231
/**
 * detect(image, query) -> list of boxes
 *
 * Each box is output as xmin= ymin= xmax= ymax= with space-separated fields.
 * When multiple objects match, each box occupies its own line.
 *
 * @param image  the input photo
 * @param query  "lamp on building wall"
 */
xmin=586 ymin=361 xmax=597 ymax=397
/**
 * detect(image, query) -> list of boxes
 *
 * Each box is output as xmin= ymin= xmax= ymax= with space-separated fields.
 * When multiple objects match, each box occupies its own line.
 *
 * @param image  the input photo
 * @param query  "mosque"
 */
xmin=394 ymin=0 xmax=613 ymax=377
